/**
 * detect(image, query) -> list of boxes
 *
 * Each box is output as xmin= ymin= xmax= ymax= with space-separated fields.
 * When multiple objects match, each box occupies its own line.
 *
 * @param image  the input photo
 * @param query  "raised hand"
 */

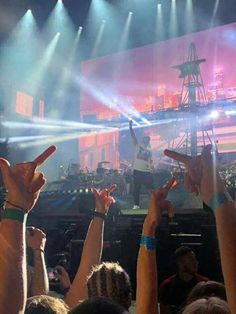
xmin=1 ymin=145 xmax=56 ymax=212
xmin=145 ymin=178 xmax=176 ymax=230
xmin=54 ymin=266 xmax=71 ymax=291
xmin=26 ymin=227 xmax=46 ymax=251
xmin=93 ymin=184 xmax=117 ymax=214
xmin=164 ymin=145 xmax=226 ymax=206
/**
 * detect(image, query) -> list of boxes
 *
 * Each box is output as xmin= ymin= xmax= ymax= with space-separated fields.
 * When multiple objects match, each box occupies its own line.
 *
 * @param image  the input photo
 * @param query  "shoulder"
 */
xmin=160 ymin=275 xmax=177 ymax=288
xmin=195 ymin=274 xmax=209 ymax=281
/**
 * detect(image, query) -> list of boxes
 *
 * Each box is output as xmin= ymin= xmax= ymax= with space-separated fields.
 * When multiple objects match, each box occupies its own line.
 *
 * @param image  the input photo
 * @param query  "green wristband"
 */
xmin=2 ymin=208 xmax=28 ymax=224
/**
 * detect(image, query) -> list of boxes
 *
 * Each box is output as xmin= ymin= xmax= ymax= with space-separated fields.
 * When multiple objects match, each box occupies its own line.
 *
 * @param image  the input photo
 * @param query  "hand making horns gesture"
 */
xmin=1 ymin=145 xmax=56 ymax=213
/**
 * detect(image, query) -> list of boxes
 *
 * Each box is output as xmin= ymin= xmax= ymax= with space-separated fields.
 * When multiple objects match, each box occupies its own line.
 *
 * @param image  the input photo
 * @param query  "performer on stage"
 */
xmin=129 ymin=120 xmax=153 ymax=209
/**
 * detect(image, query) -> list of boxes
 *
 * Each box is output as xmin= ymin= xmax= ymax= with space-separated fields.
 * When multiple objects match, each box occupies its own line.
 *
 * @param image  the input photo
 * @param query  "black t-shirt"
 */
xmin=160 ymin=274 xmax=208 ymax=312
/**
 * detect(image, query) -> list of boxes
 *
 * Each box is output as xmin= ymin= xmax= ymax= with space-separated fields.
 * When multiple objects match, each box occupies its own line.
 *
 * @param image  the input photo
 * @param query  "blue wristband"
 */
xmin=209 ymin=192 xmax=233 ymax=213
xmin=140 ymin=235 xmax=157 ymax=251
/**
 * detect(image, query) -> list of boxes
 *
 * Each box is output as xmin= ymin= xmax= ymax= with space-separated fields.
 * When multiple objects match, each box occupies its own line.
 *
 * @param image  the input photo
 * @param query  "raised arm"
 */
xmin=0 ymin=145 xmax=56 ymax=314
xmin=65 ymin=185 xmax=116 ymax=308
xmin=129 ymin=120 xmax=138 ymax=146
xmin=164 ymin=145 xmax=236 ymax=313
xmin=136 ymin=179 xmax=175 ymax=314
xmin=26 ymin=227 xmax=49 ymax=296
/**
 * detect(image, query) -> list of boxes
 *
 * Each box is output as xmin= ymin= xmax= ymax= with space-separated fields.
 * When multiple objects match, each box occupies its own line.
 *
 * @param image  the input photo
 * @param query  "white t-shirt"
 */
xmin=133 ymin=144 xmax=152 ymax=172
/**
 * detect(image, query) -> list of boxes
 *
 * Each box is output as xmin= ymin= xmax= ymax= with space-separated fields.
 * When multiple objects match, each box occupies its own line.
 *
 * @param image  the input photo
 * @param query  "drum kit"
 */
xmin=46 ymin=161 xmax=127 ymax=197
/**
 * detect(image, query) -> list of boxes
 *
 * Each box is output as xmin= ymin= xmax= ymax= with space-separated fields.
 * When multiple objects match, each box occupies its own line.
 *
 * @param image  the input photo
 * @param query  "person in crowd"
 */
xmin=164 ymin=145 xmax=236 ymax=313
xmin=0 ymin=145 xmax=56 ymax=314
xmin=65 ymin=184 xmax=117 ymax=308
xmin=129 ymin=119 xmax=153 ymax=209
xmin=87 ymin=262 xmax=132 ymax=311
xmin=26 ymin=226 xmax=49 ymax=297
xmin=159 ymin=246 xmax=208 ymax=313
xmin=25 ymin=295 xmax=69 ymax=314
xmin=69 ymin=297 xmax=129 ymax=314
xmin=182 ymin=297 xmax=230 ymax=314
xmin=185 ymin=281 xmax=227 ymax=305
xmin=136 ymin=178 xmax=176 ymax=314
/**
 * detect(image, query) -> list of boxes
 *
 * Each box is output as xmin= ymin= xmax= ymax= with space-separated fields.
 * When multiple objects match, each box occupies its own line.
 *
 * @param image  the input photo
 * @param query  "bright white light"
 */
xmin=129 ymin=12 xmax=133 ymax=15
xmin=27 ymin=9 xmax=32 ymax=14
xmin=210 ymin=110 xmax=220 ymax=119
xmin=79 ymin=26 xmax=83 ymax=30
xmin=225 ymin=110 xmax=236 ymax=116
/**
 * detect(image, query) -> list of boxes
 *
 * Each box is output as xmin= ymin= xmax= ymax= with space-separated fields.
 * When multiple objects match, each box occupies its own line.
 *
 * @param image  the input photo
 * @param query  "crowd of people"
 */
xmin=0 ymin=143 xmax=236 ymax=314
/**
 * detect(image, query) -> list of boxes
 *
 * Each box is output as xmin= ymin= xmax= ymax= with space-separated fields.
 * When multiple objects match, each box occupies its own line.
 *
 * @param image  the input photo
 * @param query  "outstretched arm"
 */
xmin=26 ymin=227 xmax=49 ymax=296
xmin=136 ymin=179 xmax=175 ymax=314
xmin=129 ymin=120 xmax=138 ymax=146
xmin=0 ymin=145 xmax=56 ymax=314
xmin=164 ymin=145 xmax=236 ymax=313
xmin=65 ymin=185 xmax=116 ymax=308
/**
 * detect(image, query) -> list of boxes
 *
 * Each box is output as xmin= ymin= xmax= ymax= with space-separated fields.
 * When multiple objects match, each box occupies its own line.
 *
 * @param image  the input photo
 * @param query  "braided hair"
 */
xmin=87 ymin=262 xmax=131 ymax=310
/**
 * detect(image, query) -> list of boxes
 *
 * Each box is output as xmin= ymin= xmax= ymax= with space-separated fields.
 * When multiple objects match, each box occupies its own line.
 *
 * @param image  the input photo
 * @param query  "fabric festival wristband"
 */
xmin=93 ymin=211 xmax=107 ymax=220
xmin=2 ymin=208 xmax=28 ymax=224
xmin=209 ymin=192 xmax=233 ymax=213
xmin=140 ymin=235 xmax=157 ymax=251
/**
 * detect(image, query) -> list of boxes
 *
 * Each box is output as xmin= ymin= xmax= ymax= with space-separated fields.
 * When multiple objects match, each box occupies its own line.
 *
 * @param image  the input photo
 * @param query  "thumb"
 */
xmin=0 ymin=158 xmax=11 ymax=185
xmin=201 ymin=145 xmax=213 ymax=167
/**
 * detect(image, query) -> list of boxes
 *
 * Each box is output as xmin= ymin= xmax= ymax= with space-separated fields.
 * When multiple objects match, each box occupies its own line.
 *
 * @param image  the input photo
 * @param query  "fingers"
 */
xmin=201 ymin=144 xmax=213 ymax=165
xmin=164 ymin=199 xmax=174 ymax=219
xmin=164 ymin=177 xmax=177 ymax=192
xmin=33 ymin=145 xmax=57 ymax=168
xmin=184 ymin=172 xmax=199 ymax=195
xmin=164 ymin=149 xmax=191 ymax=165
xmin=107 ymin=184 xmax=117 ymax=194
xmin=0 ymin=158 xmax=11 ymax=185
xmin=28 ymin=172 xmax=46 ymax=193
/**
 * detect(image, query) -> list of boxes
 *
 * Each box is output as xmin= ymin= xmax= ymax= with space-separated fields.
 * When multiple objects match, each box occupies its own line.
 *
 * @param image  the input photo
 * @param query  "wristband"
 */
xmin=93 ymin=211 xmax=107 ymax=220
xmin=209 ymin=192 xmax=233 ymax=213
xmin=2 ymin=208 xmax=28 ymax=224
xmin=140 ymin=235 xmax=157 ymax=251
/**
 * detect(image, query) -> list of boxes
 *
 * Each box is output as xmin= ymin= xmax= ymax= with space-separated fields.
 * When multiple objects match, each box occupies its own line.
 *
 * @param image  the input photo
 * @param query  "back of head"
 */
xmin=69 ymin=297 xmax=129 ymax=314
xmin=87 ymin=262 xmax=131 ymax=310
xmin=186 ymin=281 xmax=227 ymax=304
xmin=25 ymin=295 xmax=69 ymax=314
xmin=182 ymin=297 xmax=230 ymax=314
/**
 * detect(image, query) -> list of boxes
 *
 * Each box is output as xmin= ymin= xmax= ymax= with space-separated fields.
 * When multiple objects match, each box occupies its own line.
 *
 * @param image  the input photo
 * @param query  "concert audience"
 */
xmin=159 ymin=246 xmax=208 ymax=314
xmin=164 ymin=144 xmax=236 ymax=313
xmin=26 ymin=226 xmax=49 ymax=297
xmin=1 ymin=143 xmax=236 ymax=314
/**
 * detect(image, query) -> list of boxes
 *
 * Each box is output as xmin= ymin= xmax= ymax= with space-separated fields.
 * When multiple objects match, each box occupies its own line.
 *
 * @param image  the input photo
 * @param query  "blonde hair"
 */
xmin=87 ymin=262 xmax=131 ymax=310
xmin=182 ymin=297 xmax=230 ymax=314
xmin=25 ymin=295 xmax=69 ymax=314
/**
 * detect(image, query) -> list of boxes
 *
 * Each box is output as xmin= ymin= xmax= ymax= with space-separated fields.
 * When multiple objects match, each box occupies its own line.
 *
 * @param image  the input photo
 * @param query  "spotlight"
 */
xmin=58 ymin=0 xmax=63 ymax=3
xmin=210 ymin=110 xmax=219 ymax=119
xmin=79 ymin=26 xmax=83 ymax=30
xmin=56 ymin=31 xmax=61 ymax=36
xmin=26 ymin=9 xmax=32 ymax=14
xmin=129 ymin=11 xmax=133 ymax=15
xmin=102 ymin=19 xmax=106 ymax=24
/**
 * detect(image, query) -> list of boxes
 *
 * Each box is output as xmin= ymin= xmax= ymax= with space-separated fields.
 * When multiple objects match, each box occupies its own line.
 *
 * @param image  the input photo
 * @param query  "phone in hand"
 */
xmin=47 ymin=267 xmax=58 ymax=281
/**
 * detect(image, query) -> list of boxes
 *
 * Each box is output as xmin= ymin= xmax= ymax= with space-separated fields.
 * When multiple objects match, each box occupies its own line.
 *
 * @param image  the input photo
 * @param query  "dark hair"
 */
xmin=87 ymin=262 xmax=131 ymax=310
xmin=175 ymin=246 xmax=193 ymax=263
xmin=186 ymin=281 xmax=227 ymax=305
xmin=69 ymin=297 xmax=129 ymax=314
xmin=25 ymin=295 xmax=69 ymax=314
